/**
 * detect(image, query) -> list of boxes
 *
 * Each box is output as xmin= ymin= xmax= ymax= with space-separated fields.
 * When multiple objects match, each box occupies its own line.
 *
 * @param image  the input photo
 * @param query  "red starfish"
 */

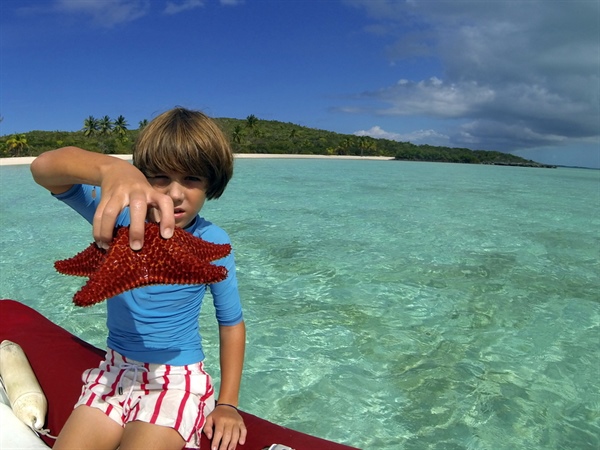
xmin=55 ymin=222 xmax=231 ymax=307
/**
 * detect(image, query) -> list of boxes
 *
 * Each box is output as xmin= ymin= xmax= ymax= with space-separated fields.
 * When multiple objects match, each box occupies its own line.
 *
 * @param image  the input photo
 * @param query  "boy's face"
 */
xmin=145 ymin=172 xmax=209 ymax=229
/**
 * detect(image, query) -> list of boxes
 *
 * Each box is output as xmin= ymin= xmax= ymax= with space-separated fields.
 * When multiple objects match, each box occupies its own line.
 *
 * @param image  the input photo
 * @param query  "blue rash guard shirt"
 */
xmin=54 ymin=184 xmax=243 ymax=366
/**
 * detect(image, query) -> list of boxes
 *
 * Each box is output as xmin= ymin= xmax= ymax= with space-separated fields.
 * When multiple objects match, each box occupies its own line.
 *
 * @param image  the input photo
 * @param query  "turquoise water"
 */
xmin=1 ymin=159 xmax=599 ymax=449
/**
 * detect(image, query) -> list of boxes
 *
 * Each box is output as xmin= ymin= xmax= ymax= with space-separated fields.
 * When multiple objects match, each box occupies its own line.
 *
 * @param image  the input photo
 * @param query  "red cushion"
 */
xmin=0 ymin=300 xmax=358 ymax=449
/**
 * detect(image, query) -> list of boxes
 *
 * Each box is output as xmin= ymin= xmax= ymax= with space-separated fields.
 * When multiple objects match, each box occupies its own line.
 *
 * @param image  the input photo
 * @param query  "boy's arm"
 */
xmin=217 ymin=321 xmax=246 ymax=406
xmin=30 ymin=147 xmax=175 ymax=250
xmin=204 ymin=321 xmax=247 ymax=450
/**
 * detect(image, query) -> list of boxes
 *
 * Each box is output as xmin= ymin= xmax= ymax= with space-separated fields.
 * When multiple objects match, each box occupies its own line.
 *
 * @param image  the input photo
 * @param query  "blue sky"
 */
xmin=1 ymin=0 xmax=599 ymax=168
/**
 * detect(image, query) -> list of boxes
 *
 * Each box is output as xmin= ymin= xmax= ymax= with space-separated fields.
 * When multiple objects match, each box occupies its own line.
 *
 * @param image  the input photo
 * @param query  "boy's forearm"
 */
xmin=217 ymin=321 xmax=246 ymax=406
xmin=30 ymin=146 xmax=131 ymax=194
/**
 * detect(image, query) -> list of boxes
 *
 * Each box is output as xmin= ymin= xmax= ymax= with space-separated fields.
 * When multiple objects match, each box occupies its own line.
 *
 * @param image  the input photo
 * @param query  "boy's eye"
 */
xmin=146 ymin=174 xmax=206 ymax=186
xmin=147 ymin=175 xmax=170 ymax=186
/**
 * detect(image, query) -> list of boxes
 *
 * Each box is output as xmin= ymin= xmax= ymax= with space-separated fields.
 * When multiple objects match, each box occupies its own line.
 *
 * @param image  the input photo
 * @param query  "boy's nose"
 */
xmin=167 ymin=182 xmax=185 ymax=201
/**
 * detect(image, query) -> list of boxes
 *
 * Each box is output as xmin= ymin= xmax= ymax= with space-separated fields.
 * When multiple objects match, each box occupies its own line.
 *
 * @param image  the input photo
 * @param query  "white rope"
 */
xmin=117 ymin=363 xmax=149 ymax=414
xmin=33 ymin=424 xmax=57 ymax=440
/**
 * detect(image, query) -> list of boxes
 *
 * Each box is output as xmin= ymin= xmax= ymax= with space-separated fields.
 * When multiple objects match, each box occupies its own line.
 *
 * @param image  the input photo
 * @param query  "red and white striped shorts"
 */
xmin=75 ymin=349 xmax=215 ymax=449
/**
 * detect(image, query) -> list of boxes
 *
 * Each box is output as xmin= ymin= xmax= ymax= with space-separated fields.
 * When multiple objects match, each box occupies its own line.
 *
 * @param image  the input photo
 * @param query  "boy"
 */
xmin=30 ymin=107 xmax=246 ymax=450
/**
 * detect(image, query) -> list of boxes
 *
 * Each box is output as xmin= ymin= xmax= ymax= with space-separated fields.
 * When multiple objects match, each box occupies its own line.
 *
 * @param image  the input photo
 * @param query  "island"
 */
xmin=1 ymin=114 xmax=556 ymax=168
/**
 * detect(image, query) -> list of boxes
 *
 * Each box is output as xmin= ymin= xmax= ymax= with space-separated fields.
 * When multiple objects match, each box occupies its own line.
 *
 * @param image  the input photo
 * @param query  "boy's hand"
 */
xmin=93 ymin=165 xmax=175 ymax=250
xmin=203 ymin=406 xmax=247 ymax=450
xmin=30 ymin=148 xmax=176 ymax=251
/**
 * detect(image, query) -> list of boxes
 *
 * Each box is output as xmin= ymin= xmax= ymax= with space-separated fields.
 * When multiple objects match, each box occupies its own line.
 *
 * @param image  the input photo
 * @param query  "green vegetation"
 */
xmin=0 ymin=114 xmax=555 ymax=168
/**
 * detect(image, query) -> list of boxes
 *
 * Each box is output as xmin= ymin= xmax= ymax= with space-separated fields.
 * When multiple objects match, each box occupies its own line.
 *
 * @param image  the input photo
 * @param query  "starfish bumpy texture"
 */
xmin=55 ymin=222 xmax=231 ymax=307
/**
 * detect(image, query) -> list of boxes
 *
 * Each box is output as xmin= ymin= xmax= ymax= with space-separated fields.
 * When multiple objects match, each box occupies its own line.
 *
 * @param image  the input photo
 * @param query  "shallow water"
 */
xmin=1 ymin=160 xmax=599 ymax=449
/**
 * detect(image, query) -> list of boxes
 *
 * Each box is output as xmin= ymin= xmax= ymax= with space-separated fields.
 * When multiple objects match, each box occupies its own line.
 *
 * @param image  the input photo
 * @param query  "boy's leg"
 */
xmin=53 ymin=405 xmax=123 ymax=450
xmin=120 ymin=421 xmax=186 ymax=450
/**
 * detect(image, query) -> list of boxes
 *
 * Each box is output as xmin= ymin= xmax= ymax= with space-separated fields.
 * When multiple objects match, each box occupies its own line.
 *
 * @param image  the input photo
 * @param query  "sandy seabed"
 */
xmin=0 ymin=154 xmax=394 ymax=167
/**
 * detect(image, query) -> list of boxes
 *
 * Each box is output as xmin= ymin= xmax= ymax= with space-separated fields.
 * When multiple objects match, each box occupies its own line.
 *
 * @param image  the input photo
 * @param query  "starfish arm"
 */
xmin=146 ymin=250 xmax=230 ymax=286
xmin=54 ymin=243 xmax=106 ymax=276
xmin=73 ymin=277 xmax=140 ymax=307
xmin=71 ymin=236 xmax=145 ymax=306
xmin=171 ymin=229 xmax=232 ymax=262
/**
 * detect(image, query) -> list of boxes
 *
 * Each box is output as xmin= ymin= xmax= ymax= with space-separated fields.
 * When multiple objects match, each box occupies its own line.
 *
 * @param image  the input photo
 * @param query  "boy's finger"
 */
xmin=93 ymin=201 xmax=119 ymax=249
xmin=239 ymin=425 xmax=247 ymax=445
xmin=154 ymin=195 xmax=175 ymax=239
xmin=128 ymin=197 xmax=148 ymax=250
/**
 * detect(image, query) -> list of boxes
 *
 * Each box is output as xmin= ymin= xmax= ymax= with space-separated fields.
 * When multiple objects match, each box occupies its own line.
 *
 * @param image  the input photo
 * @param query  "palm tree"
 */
xmin=138 ymin=119 xmax=148 ymax=130
xmin=82 ymin=116 xmax=99 ymax=137
xmin=98 ymin=116 xmax=113 ymax=135
xmin=6 ymin=134 xmax=28 ymax=156
xmin=232 ymin=125 xmax=244 ymax=144
xmin=337 ymin=137 xmax=353 ymax=155
xmin=358 ymin=136 xmax=377 ymax=156
xmin=245 ymin=114 xmax=258 ymax=129
xmin=113 ymin=115 xmax=129 ymax=138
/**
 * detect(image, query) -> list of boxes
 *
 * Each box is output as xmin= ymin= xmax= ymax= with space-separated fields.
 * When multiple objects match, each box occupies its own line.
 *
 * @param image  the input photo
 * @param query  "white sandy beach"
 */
xmin=0 ymin=154 xmax=394 ymax=166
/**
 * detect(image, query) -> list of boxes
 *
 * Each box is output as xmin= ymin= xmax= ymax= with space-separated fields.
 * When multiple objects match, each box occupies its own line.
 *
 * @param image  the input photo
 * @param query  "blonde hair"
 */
xmin=133 ymin=107 xmax=233 ymax=200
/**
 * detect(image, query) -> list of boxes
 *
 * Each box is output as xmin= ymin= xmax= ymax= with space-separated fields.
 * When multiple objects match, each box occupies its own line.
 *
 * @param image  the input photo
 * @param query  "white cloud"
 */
xmin=162 ymin=0 xmax=242 ymax=16
xmin=354 ymin=126 xmax=402 ymax=140
xmin=164 ymin=0 xmax=204 ymax=15
xmin=55 ymin=0 xmax=150 ymax=26
xmin=342 ymin=0 xmax=600 ymax=153
xmin=32 ymin=0 xmax=237 ymax=23
xmin=365 ymin=77 xmax=495 ymax=118
xmin=456 ymin=120 xmax=568 ymax=149
xmin=354 ymin=126 xmax=450 ymax=146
